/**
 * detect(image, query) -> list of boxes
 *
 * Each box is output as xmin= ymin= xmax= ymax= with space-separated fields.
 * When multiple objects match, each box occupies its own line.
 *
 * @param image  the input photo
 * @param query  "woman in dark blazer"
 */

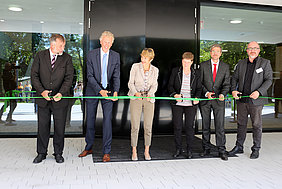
xmin=168 ymin=52 xmax=202 ymax=159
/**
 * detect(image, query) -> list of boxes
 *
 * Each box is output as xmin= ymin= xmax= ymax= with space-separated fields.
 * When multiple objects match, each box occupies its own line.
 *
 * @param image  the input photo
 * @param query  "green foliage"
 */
xmin=200 ymin=40 xmax=276 ymax=72
xmin=0 ymin=32 xmax=83 ymax=81
xmin=64 ymin=34 xmax=83 ymax=81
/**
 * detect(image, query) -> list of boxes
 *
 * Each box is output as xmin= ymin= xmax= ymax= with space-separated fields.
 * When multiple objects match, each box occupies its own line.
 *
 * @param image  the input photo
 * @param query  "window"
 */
xmin=199 ymin=3 xmax=282 ymax=131
xmin=0 ymin=0 xmax=84 ymax=135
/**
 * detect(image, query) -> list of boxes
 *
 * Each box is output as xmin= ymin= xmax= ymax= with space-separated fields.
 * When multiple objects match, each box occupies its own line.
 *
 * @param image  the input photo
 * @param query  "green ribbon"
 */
xmin=0 ymin=93 xmax=282 ymax=101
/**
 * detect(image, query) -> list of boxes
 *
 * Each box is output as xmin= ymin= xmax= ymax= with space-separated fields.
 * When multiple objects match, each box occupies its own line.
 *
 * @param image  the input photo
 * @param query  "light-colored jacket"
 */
xmin=128 ymin=62 xmax=159 ymax=103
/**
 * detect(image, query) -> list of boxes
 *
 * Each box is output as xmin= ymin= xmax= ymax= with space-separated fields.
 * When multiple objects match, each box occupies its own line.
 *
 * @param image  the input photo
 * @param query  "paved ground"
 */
xmin=1 ymin=133 xmax=282 ymax=189
xmin=0 ymin=102 xmax=280 ymax=134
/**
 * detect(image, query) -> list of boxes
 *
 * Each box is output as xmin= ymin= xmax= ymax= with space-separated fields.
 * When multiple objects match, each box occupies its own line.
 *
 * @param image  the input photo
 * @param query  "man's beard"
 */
xmin=249 ymin=55 xmax=257 ymax=59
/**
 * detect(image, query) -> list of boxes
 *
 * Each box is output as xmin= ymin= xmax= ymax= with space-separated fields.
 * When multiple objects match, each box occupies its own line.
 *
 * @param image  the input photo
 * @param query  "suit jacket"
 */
xmin=85 ymin=48 xmax=120 ymax=96
xmin=168 ymin=67 xmax=202 ymax=105
xmin=199 ymin=59 xmax=230 ymax=105
xmin=31 ymin=49 xmax=74 ymax=108
xmin=128 ymin=62 xmax=159 ymax=103
xmin=231 ymin=56 xmax=273 ymax=105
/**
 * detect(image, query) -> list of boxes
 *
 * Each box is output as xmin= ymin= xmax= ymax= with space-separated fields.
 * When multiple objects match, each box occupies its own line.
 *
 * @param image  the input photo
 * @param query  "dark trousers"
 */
xmin=65 ymin=98 xmax=76 ymax=126
xmin=200 ymin=100 xmax=226 ymax=153
xmin=236 ymin=101 xmax=263 ymax=151
xmin=275 ymin=100 xmax=281 ymax=117
xmin=37 ymin=102 xmax=68 ymax=155
xmin=0 ymin=99 xmax=17 ymax=122
xmin=85 ymin=99 xmax=113 ymax=154
xmin=172 ymin=105 xmax=197 ymax=151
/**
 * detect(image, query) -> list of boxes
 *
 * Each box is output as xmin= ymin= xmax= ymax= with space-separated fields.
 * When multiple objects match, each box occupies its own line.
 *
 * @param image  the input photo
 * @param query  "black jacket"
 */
xmin=199 ymin=60 xmax=230 ymax=106
xmin=31 ymin=49 xmax=74 ymax=108
xmin=2 ymin=69 xmax=16 ymax=92
xmin=168 ymin=67 xmax=202 ymax=105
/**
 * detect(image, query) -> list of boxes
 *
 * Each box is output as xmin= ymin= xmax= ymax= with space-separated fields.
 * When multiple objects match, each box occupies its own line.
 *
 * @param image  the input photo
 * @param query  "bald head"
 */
xmin=248 ymin=41 xmax=260 ymax=48
xmin=247 ymin=41 xmax=260 ymax=62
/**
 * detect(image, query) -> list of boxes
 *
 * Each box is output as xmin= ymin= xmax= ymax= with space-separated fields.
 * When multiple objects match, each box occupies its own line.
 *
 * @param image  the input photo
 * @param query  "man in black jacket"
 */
xmin=229 ymin=41 xmax=273 ymax=159
xmin=199 ymin=44 xmax=230 ymax=161
xmin=31 ymin=34 xmax=74 ymax=163
xmin=0 ymin=62 xmax=17 ymax=126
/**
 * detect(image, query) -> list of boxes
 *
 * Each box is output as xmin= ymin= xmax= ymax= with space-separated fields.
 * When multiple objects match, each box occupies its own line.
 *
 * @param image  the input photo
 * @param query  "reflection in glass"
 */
xmin=0 ymin=0 xmax=84 ymax=135
xmin=200 ymin=4 xmax=282 ymax=131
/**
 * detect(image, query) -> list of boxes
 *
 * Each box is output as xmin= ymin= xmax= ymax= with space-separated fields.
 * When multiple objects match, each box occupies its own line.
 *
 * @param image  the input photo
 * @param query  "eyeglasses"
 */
xmin=247 ymin=47 xmax=260 ymax=51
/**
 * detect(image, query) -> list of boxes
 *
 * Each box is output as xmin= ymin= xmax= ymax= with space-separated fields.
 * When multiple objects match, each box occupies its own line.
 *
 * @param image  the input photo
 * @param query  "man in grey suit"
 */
xmin=229 ymin=41 xmax=273 ymax=159
xmin=78 ymin=31 xmax=120 ymax=162
xmin=199 ymin=44 xmax=230 ymax=161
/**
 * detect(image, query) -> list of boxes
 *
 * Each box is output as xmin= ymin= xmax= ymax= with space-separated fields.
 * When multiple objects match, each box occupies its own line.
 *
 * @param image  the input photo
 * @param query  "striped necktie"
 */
xmin=51 ymin=55 xmax=56 ymax=69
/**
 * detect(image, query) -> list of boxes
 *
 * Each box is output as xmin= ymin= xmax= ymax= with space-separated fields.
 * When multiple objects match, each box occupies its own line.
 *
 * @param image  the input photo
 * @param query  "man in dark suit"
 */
xmin=78 ymin=31 xmax=120 ymax=162
xmin=229 ymin=41 xmax=273 ymax=159
xmin=31 ymin=34 xmax=74 ymax=163
xmin=199 ymin=44 xmax=230 ymax=161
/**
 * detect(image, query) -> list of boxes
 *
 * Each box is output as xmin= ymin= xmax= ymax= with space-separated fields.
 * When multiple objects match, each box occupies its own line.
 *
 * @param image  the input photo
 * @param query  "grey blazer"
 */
xmin=199 ymin=59 xmax=230 ymax=105
xmin=231 ymin=56 xmax=273 ymax=105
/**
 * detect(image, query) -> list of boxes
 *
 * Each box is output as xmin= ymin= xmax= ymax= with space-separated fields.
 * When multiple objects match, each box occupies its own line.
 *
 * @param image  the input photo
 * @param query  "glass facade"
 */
xmin=199 ymin=3 xmax=282 ymax=131
xmin=0 ymin=0 xmax=84 ymax=135
xmin=0 ymin=0 xmax=281 ymax=136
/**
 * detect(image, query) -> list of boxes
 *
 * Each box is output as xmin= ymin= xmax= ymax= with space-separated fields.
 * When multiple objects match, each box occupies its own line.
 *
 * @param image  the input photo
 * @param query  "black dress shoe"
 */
xmin=200 ymin=149 xmax=211 ymax=157
xmin=173 ymin=149 xmax=184 ymax=158
xmin=54 ymin=154 xmax=64 ymax=163
xmin=228 ymin=145 xmax=244 ymax=155
xmin=187 ymin=151 xmax=193 ymax=159
xmin=219 ymin=152 xmax=228 ymax=161
xmin=33 ymin=154 xmax=46 ymax=163
xmin=250 ymin=151 xmax=259 ymax=159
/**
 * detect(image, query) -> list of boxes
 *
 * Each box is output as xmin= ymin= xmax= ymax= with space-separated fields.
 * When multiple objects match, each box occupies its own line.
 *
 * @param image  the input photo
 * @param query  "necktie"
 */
xmin=51 ymin=55 xmax=56 ymax=69
xmin=213 ymin=64 xmax=217 ymax=82
xmin=102 ymin=53 xmax=108 ymax=88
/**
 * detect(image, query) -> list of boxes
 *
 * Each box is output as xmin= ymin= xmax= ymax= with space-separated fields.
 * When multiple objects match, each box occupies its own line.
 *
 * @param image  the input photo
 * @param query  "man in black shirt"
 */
xmin=229 ymin=41 xmax=273 ymax=159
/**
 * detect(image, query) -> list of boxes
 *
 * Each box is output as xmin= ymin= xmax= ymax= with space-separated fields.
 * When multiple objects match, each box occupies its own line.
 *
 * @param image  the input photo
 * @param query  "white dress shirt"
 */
xmin=211 ymin=59 xmax=219 ymax=74
xmin=49 ymin=49 xmax=58 ymax=63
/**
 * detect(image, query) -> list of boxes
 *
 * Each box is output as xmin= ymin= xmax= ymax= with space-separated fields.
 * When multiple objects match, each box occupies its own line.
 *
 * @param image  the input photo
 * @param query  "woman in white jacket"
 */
xmin=128 ymin=48 xmax=159 ymax=161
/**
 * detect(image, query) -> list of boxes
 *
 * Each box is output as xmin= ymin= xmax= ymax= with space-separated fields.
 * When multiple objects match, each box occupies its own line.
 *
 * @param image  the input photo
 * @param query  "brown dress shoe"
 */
xmin=78 ymin=149 xmax=93 ymax=157
xmin=102 ymin=154 xmax=110 ymax=162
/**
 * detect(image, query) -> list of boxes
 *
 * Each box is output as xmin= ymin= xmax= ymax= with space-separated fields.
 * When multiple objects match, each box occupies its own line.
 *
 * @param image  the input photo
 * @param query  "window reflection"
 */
xmin=0 ymin=0 xmax=84 ymax=135
xmin=200 ymin=4 xmax=282 ymax=131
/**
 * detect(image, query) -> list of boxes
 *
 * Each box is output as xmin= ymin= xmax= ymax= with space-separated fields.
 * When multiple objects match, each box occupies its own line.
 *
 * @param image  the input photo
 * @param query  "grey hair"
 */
xmin=49 ymin=34 xmax=65 ymax=43
xmin=99 ymin=31 xmax=115 ymax=43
